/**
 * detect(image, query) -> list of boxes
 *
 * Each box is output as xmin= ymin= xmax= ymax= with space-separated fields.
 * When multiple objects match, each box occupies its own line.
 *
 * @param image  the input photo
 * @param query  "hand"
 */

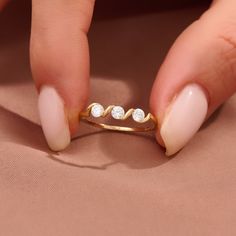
xmin=150 ymin=0 xmax=236 ymax=155
xmin=2 ymin=0 xmax=95 ymax=151
xmin=1 ymin=0 xmax=236 ymax=156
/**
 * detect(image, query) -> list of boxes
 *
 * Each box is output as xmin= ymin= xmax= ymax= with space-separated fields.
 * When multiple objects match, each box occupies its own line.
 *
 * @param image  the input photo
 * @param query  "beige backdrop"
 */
xmin=0 ymin=2 xmax=236 ymax=236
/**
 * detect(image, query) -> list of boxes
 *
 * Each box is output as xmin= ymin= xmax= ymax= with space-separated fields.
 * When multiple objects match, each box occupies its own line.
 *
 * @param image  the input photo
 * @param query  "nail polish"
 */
xmin=160 ymin=84 xmax=208 ymax=156
xmin=38 ymin=86 xmax=70 ymax=151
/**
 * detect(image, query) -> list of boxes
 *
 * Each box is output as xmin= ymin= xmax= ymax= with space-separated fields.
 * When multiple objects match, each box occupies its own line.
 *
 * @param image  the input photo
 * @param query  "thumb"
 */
xmin=30 ymin=0 xmax=95 ymax=151
xmin=150 ymin=0 xmax=236 ymax=155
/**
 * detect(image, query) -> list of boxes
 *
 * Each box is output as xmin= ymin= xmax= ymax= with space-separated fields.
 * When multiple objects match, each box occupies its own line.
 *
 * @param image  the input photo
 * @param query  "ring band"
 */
xmin=79 ymin=103 xmax=157 ymax=132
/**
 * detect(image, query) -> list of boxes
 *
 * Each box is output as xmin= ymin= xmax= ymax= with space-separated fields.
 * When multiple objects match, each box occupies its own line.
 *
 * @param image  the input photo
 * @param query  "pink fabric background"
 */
xmin=0 ymin=2 xmax=236 ymax=235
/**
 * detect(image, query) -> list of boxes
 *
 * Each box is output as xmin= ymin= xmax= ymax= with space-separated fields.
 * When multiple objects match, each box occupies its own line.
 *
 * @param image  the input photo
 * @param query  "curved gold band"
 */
xmin=80 ymin=117 xmax=156 ymax=132
xmin=79 ymin=103 xmax=157 ymax=132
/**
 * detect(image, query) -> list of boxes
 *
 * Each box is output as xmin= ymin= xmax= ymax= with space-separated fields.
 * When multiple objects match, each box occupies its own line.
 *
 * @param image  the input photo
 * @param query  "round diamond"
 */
xmin=91 ymin=103 xmax=104 ymax=118
xmin=132 ymin=108 xmax=145 ymax=122
xmin=111 ymin=106 xmax=125 ymax=120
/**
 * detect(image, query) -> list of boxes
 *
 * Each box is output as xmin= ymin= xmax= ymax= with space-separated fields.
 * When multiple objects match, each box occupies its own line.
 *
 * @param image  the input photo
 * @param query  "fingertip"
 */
xmin=154 ymin=84 xmax=208 ymax=156
xmin=38 ymin=86 xmax=71 ymax=151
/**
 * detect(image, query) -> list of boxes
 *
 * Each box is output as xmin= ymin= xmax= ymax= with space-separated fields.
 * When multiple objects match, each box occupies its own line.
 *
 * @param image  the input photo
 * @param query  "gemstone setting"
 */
xmin=132 ymin=108 xmax=145 ymax=123
xmin=91 ymin=103 xmax=104 ymax=118
xmin=111 ymin=106 xmax=125 ymax=120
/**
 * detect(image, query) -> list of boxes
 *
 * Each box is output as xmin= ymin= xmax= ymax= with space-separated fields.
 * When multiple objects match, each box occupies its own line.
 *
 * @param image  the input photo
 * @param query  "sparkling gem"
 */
xmin=132 ymin=108 xmax=145 ymax=122
xmin=91 ymin=103 xmax=104 ymax=118
xmin=111 ymin=106 xmax=125 ymax=119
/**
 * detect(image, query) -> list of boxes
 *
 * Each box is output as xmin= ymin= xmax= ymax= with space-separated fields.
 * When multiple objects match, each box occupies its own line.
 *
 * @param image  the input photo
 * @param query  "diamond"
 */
xmin=91 ymin=103 xmax=104 ymax=118
xmin=111 ymin=106 xmax=125 ymax=119
xmin=132 ymin=108 xmax=145 ymax=122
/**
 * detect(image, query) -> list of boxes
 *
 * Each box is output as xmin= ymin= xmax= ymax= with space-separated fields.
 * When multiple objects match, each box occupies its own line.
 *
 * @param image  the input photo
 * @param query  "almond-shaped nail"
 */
xmin=38 ymin=86 xmax=70 ymax=151
xmin=160 ymin=84 xmax=208 ymax=156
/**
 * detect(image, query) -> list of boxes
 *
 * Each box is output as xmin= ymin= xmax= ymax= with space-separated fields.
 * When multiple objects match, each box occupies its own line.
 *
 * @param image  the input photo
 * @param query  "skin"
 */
xmin=1 ymin=0 xmax=236 ymax=149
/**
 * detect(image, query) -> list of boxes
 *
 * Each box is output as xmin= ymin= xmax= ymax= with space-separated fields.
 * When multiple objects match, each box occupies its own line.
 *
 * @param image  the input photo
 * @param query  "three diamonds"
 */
xmin=90 ymin=103 xmax=146 ymax=123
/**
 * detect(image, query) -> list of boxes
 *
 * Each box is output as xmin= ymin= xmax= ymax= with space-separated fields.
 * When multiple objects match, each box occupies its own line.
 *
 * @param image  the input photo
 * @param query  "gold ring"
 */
xmin=79 ymin=103 xmax=157 ymax=132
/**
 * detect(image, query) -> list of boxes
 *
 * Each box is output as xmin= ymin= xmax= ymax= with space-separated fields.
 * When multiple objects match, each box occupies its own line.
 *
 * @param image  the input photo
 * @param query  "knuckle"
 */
xmin=217 ymin=23 xmax=236 ymax=82
xmin=199 ymin=16 xmax=236 ymax=93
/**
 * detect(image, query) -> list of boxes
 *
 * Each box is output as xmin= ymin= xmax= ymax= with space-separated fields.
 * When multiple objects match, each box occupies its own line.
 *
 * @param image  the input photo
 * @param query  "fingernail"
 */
xmin=160 ymin=84 xmax=208 ymax=156
xmin=38 ymin=86 xmax=71 ymax=151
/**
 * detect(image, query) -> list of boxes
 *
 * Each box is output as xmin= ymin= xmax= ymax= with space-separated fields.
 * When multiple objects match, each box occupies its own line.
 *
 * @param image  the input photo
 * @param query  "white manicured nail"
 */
xmin=160 ymin=84 xmax=208 ymax=156
xmin=38 ymin=86 xmax=70 ymax=151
